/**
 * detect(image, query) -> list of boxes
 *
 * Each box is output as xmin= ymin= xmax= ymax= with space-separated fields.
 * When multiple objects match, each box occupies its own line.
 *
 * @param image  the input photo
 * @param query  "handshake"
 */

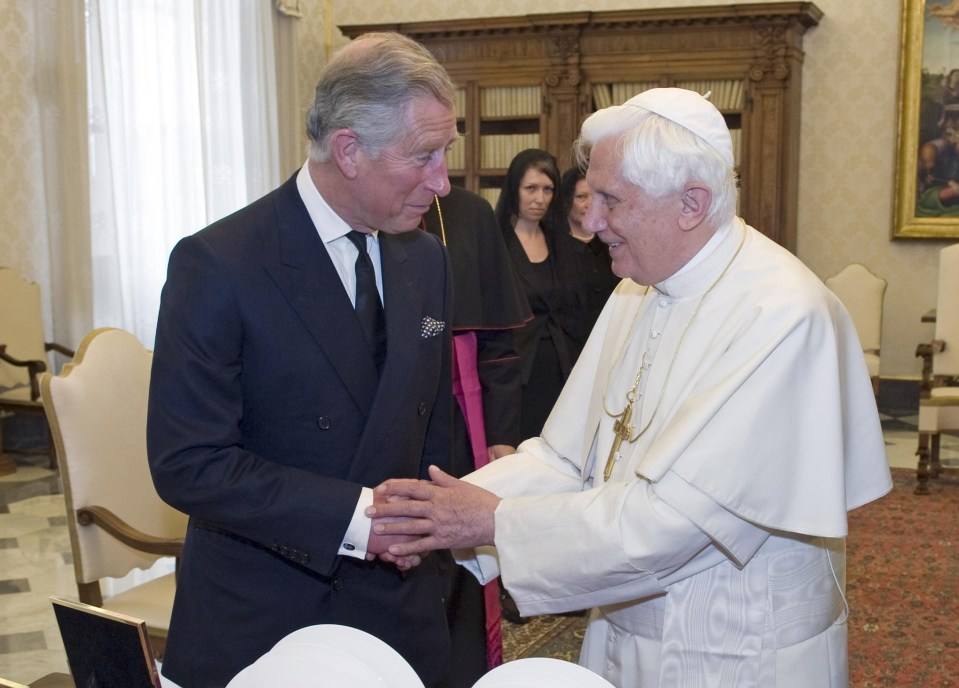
xmin=363 ymin=465 xmax=502 ymax=570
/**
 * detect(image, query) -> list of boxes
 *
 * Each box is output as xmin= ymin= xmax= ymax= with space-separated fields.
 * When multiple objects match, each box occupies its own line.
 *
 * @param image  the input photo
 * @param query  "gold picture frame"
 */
xmin=893 ymin=0 xmax=959 ymax=239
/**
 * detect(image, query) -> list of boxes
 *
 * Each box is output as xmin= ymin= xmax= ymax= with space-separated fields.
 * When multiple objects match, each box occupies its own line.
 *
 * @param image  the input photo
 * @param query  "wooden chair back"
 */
xmin=932 ymin=244 xmax=959 ymax=378
xmin=0 ymin=268 xmax=48 ymax=398
xmin=40 ymin=327 xmax=187 ymax=655
xmin=825 ymin=262 xmax=886 ymax=396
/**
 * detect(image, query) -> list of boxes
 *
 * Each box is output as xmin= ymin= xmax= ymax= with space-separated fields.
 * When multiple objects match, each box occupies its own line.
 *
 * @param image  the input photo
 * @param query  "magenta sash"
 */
xmin=452 ymin=331 xmax=504 ymax=669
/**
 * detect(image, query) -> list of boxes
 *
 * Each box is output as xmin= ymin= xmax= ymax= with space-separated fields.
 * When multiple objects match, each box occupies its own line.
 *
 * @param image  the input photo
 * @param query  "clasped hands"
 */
xmin=365 ymin=465 xmax=501 ymax=571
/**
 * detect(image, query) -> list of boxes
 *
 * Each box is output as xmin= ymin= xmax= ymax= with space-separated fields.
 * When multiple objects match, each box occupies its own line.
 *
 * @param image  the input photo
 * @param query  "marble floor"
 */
xmin=0 ymin=413 xmax=957 ymax=686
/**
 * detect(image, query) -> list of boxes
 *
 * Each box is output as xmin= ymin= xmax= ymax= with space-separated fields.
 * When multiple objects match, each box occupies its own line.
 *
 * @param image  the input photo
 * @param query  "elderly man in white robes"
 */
xmin=368 ymin=88 xmax=893 ymax=688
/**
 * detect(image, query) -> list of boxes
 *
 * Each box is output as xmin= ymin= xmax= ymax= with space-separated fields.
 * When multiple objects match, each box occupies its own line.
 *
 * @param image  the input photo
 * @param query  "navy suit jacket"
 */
xmin=147 ymin=174 xmax=453 ymax=687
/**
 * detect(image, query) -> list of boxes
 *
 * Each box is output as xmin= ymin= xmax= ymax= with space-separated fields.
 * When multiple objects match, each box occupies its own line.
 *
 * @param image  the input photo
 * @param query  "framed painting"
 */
xmin=894 ymin=0 xmax=959 ymax=238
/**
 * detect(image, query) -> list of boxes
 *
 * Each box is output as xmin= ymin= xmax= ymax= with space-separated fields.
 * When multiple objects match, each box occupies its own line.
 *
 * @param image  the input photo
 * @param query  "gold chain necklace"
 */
xmin=433 ymin=195 xmax=447 ymax=245
xmin=602 ymin=221 xmax=747 ymax=481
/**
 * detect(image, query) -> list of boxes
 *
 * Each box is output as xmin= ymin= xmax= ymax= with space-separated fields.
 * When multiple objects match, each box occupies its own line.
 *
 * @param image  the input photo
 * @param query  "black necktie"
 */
xmin=345 ymin=230 xmax=387 ymax=372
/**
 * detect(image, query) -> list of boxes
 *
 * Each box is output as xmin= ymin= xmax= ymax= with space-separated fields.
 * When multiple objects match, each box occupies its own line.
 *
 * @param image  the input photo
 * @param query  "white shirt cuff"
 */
xmin=339 ymin=487 xmax=373 ymax=559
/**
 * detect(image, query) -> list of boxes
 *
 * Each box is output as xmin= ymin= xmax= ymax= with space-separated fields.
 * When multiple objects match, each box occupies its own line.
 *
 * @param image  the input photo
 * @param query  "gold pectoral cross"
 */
xmin=604 ymin=398 xmax=634 ymax=481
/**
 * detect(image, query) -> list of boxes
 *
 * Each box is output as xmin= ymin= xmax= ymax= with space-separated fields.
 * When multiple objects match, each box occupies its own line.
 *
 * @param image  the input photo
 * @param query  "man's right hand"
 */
xmin=365 ymin=490 xmax=425 ymax=571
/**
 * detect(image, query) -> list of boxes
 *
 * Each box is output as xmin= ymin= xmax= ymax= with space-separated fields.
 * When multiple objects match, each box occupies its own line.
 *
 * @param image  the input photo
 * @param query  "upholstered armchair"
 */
xmin=825 ymin=263 xmax=887 ymax=400
xmin=914 ymin=243 xmax=959 ymax=495
xmin=0 ymin=267 xmax=74 ymax=473
xmin=40 ymin=327 xmax=188 ymax=658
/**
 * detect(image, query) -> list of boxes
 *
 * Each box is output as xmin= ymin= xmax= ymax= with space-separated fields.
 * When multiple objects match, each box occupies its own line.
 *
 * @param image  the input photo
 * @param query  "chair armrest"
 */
xmin=76 ymin=506 xmax=185 ymax=558
xmin=916 ymin=339 xmax=946 ymax=399
xmin=45 ymin=341 xmax=75 ymax=358
xmin=0 ymin=344 xmax=47 ymax=400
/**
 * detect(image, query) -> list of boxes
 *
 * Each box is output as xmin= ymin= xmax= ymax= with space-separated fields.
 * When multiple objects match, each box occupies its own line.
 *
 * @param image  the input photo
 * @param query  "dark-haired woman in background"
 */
xmin=559 ymin=166 xmax=620 ymax=360
xmin=495 ymin=149 xmax=580 ymax=448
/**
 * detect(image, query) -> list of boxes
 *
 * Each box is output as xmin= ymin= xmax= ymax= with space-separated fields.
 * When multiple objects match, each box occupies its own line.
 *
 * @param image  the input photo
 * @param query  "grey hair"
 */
xmin=306 ymin=32 xmax=456 ymax=163
xmin=574 ymin=103 xmax=737 ymax=227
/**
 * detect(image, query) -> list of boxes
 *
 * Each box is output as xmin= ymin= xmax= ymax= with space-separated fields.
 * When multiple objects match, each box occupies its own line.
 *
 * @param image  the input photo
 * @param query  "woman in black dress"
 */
xmin=495 ymin=149 xmax=580 ymax=443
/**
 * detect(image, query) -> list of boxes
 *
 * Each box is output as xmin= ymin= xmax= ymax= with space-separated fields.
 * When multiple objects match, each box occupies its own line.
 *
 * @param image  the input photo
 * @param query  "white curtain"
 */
xmin=86 ymin=0 xmax=280 ymax=349
xmin=84 ymin=0 xmax=280 ymax=596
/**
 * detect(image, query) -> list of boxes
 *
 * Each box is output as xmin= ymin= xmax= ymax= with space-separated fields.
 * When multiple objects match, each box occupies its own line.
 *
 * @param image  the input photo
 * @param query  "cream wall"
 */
xmin=1 ymin=0 xmax=91 ymax=352
xmin=0 ymin=1 xmax=49 ymax=311
xmin=0 ymin=0 xmax=943 ymax=381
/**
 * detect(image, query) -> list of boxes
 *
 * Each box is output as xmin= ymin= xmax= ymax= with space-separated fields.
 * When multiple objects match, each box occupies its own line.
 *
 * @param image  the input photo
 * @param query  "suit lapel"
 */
xmin=379 ymin=233 xmax=417 ymax=384
xmin=264 ymin=178 xmax=379 ymax=415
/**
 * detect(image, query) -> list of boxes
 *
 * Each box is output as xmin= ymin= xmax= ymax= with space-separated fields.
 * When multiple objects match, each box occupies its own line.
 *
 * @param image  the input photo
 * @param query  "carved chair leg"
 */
xmin=0 ymin=418 xmax=15 ymax=476
xmin=916 ymin=431 xmax=932 ymax=495
xmin=930 ymin=433 xmax=942 ymax=478
xmin=76 ymin=581 xmax=104 ymax=607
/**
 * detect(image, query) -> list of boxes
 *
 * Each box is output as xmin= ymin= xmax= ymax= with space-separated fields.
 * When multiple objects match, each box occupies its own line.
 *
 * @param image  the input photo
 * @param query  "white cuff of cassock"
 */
xmin=454 ymin=545 xmax=500 ymax=585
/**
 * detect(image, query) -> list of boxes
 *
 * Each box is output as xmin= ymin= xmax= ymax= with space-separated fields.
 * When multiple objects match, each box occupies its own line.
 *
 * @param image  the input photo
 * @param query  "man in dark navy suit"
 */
xmin=147 ymin=32 xmax=459 ymax=688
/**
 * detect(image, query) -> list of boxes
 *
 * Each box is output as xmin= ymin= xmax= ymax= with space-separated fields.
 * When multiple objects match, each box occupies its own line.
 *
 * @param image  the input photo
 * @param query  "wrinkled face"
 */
xmin=353 ymin=95 xmax=458 ymax=234
xmin=568 ymin=178 xmax=591 ymax=226
xmin=583 ymin=137 xmax=683 ymax=285
xmin=516 ymin=168 xmax=555 ymax=224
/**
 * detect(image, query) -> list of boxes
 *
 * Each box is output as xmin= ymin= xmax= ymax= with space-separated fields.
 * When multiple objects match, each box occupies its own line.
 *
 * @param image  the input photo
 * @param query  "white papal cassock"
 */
xmin=456 ymin=220 xmax=892 ymax=687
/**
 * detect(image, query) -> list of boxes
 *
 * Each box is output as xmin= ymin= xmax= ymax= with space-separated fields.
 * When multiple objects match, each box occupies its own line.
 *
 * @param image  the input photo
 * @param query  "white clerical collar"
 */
xmin=295 ymin=161 xmax=379 ymax=245
xmin=656 ymin=219 xmax=741 ymax=298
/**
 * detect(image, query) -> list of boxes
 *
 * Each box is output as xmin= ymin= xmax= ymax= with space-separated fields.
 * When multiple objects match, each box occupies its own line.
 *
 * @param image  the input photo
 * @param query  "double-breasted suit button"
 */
xmin=317 ymin=417 xmax=332 ymax=430
xmin=417 ymin=402 xmax=428 ymax=416
xmin=332 ymin=578 xmax=343 ymax=591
